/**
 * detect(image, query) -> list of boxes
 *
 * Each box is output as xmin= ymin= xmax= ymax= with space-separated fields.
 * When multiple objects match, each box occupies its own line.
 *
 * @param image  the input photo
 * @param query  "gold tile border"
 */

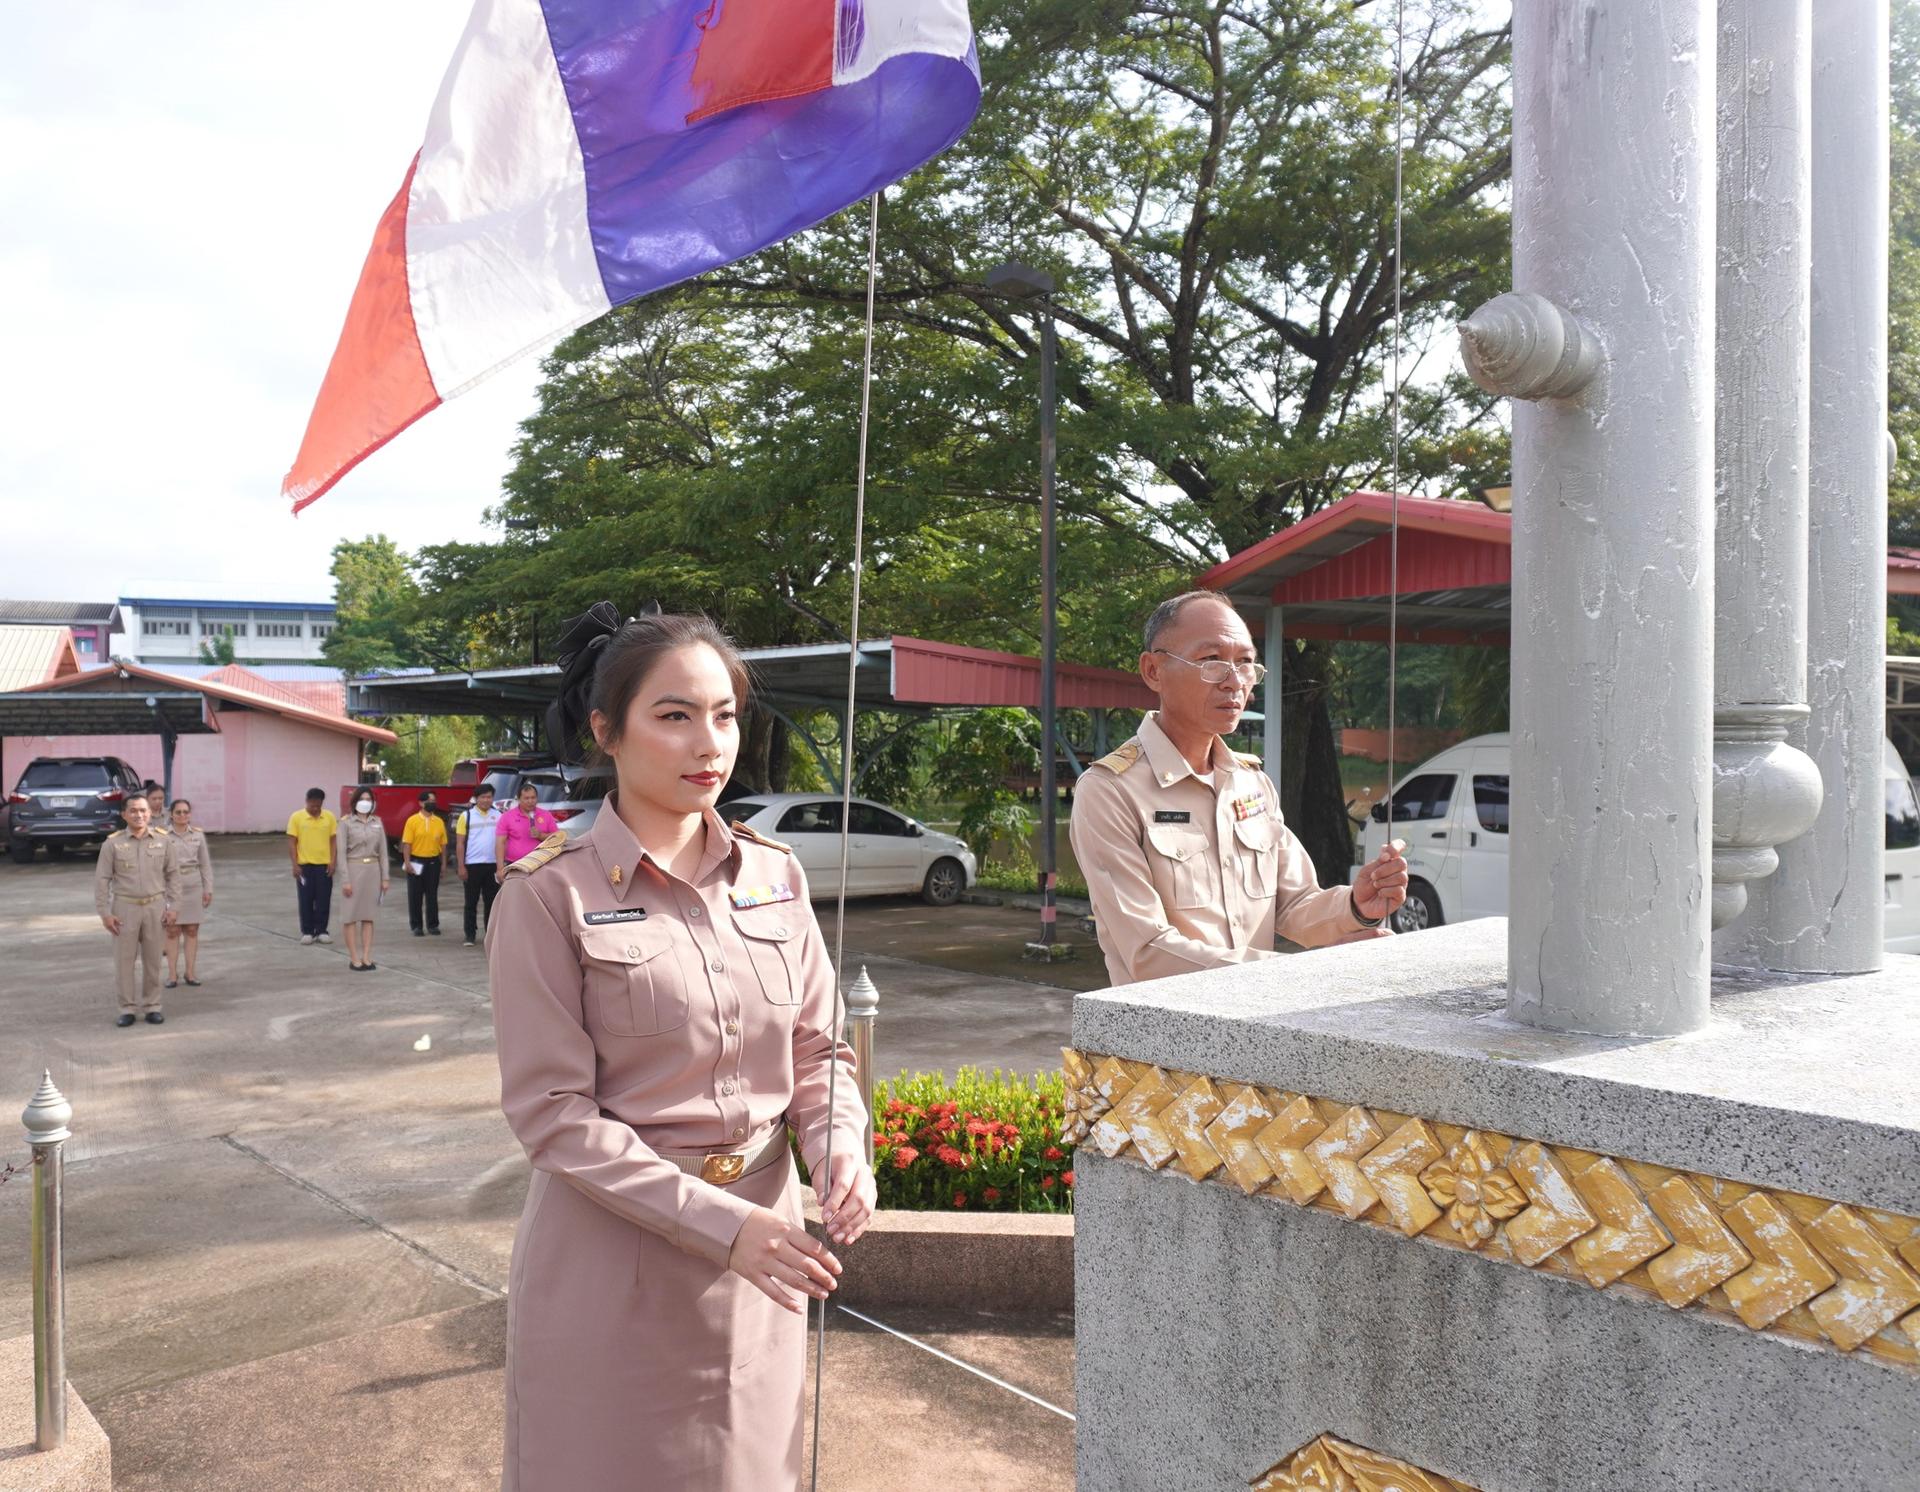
xmin=1061 ymin=1049 xmax=1920 ymax=1370
xmin=1252 ymin=1433 xmax=1479 ymax=1491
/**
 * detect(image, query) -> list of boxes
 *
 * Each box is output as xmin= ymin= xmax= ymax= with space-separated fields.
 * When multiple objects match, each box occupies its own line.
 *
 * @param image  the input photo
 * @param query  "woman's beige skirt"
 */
xmin=340 ymin=863 xmax=384 ymax=924
xmin=502 ymin=1154 xmax=806 ymax=1491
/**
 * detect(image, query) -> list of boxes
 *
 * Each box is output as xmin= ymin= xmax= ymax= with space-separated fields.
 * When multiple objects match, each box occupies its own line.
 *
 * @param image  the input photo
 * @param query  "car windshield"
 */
xmin=1890 ymin=776 xmax=1920 ymax=852
xmin=19 ymin=762 xmax=110 ymax=791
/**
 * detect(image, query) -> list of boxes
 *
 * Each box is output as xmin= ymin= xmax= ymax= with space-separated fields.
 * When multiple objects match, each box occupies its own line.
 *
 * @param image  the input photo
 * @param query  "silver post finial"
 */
xmin=23 ymin=1071 xmax=72 ymax=1146
xmin=846 ymin=965 xmax=880 ymax=1020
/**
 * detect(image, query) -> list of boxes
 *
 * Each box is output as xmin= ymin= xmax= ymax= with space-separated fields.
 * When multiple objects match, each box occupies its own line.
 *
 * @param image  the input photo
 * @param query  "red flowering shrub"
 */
xmin=846 ymin=1067 xmax=1075 ymax=1214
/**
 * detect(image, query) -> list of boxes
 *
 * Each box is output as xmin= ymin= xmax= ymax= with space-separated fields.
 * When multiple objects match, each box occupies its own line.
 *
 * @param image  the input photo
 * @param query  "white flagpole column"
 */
xmin=1709 ymin=0 xmax=1824 ymax=934
xmin=1739 ymin=0 xmax=1890 ymax=972
xmin=1461 ymin=0 xmax=1716 ymax=1036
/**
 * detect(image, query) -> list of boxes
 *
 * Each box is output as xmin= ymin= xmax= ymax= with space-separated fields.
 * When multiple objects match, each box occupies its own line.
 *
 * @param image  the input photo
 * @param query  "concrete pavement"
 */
xmin=0 ymin=835 xmax=1077 ymax=1488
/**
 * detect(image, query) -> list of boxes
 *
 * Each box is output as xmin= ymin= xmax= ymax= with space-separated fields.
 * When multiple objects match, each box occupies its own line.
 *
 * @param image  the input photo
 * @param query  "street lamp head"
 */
xmin=985 ymin=261 xmax=1055 ymax=300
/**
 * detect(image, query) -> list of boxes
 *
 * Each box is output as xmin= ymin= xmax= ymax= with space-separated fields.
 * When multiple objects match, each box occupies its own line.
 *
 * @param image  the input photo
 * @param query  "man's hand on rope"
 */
xmin=1352 ymin=838 xmax=1409 ymax=924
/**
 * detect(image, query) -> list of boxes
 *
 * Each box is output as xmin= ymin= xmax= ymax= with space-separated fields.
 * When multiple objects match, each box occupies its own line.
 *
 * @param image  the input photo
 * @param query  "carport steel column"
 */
xmin=1473 ymin=0 xmax=1717 ymax=1035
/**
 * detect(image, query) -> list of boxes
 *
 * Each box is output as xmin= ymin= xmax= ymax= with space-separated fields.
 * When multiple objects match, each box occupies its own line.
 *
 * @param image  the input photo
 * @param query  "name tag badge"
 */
xmin=1153 ymin=811 xmax=1191 ymax=824
xmin=729 ymin=883 xmax=796 ymax=909
xmin=583 ymin=908 xmax=648 ymax=925
xmin=1230 ymin=793 xmax=1267 ymax=822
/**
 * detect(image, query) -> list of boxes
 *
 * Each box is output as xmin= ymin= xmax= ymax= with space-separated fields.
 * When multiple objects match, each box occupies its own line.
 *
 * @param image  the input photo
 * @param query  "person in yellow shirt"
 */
xmin=287 ymin=787 xmax=338 ymax=945
xmin=401 ymin=790 xmax=451 ymax=937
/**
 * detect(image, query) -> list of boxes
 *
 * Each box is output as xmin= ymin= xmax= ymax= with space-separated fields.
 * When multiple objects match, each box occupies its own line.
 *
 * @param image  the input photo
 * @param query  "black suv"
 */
xmin=6 ymin=756 xmax=145 ymax=863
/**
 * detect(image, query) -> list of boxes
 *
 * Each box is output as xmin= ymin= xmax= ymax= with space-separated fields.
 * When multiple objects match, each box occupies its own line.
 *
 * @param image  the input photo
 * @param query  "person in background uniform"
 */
xmin=488 ymin=604 xmax=872 ymax=1492
xmin=163 ymin=799 xmax=213 ymax=988
xmin=339 ymin=791 xmax=390 ymax=971
xmin=1070 ymin=590 xmax=1410 ymax=986
xmin=455 ymin=783 xmax=503 ymax=947
xmin=95 ymin=794 xmax=177 ymax=1026
xmin=287 ymin=787 xmax=337 ymax=945
xmin=402 ymin=791 xmax=450 ymax=936
xmin=143 ymin=781 xmax=169 ymax=830
xmin=495 ymin=780 xmax=559 ymax=877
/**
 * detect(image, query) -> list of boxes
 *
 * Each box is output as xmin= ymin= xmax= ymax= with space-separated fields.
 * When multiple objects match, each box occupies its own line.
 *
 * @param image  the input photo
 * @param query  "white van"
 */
xmin=1355 ymin=731 xmax=1920 ymax=954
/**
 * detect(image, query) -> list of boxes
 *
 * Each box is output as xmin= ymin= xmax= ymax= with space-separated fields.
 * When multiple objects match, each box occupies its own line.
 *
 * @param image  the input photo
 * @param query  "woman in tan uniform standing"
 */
xmin=339 ymin=792 xmax=389 ymax=971
xmin=163 ymin=800 xmax=213 ymax=988
xmin=488 ymin=606 xmax=874 ymax=1492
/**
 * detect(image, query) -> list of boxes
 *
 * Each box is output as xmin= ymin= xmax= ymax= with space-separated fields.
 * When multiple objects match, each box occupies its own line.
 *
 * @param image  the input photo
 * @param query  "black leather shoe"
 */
xmin=145 ymin=1011 xmax=165 ymax=1024
xmin=412 ymin=928 xmax=425 ymax=937
xmin=116 ymin=1013 xmax=136 ymax=1027
xmin=427 ymin=927 xmax=442 ymax=936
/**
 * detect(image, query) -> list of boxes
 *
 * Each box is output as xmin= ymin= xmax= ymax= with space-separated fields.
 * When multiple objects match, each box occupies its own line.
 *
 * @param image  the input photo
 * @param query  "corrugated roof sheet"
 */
xmin=0 ymin=626 xmax=82 ymax=690
xmin=0 ymin=599 xmax=119 ymax=625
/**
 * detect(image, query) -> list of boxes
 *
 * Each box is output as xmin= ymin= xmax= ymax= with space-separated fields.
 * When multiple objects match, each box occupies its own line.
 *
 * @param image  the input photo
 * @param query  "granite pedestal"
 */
xmin=1069 ymin=920 xmax=1920 ymax=1491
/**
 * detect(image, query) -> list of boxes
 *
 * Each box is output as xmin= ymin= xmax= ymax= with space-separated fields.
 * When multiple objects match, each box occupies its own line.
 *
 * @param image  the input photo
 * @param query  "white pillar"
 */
xmin=1709 ymin=0 xmax=1824 ymax=934
xmin=1263 ymin=603 xmax=1283 ymax=801
xmin=1740 ymin=0 xmax=1890 ymax=972
xmin=1464 ymin=0 xmax=1716 ymax=1036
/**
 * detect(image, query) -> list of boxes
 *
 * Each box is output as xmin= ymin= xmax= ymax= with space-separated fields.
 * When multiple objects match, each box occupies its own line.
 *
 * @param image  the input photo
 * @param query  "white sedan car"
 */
xmin=720 ymin=794 xmax=977 ymax=905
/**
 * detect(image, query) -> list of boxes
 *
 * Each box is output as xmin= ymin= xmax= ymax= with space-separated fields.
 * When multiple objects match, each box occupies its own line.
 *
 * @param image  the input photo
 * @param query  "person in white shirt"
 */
xmin=455 ymin=784 xmax=505 ymax=947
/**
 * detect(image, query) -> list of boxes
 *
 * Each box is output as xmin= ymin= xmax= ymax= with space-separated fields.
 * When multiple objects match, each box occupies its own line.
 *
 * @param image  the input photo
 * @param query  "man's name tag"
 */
xmin=583 ymin=908 xmax=648 ymax=925
xmin=730 ymin=883 xmax=796 ymax=909
xmin=1154 ymin=811 xmax=1191 ymax=824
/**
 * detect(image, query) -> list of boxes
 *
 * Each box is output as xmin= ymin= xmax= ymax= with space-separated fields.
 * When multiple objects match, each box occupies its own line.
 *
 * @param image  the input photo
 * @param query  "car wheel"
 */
xmin=8 ymin=840 xmax=33 ymax=865
xmin=1392 ymin=878 xmax=1442 ymax=934
xmin=921 ymin=857 xmax=965 ymax=907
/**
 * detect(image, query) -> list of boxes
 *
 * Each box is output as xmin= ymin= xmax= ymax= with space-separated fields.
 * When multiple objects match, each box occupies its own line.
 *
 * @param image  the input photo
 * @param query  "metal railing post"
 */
xmin=845 ymin=967 xmax=880 ymax=1168
xmin=23 ymin=1071 xmax=71 ymax=1452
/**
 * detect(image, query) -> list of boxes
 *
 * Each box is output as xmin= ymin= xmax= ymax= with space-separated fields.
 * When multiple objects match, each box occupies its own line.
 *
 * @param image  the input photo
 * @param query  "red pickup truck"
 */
xmin=344 ymin=755 xmax=551 ymax=856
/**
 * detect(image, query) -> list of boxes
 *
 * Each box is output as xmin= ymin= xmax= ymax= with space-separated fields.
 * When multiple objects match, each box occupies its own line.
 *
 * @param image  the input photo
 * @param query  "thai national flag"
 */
xmin=284 ymin=0 xmax=979 ymax=511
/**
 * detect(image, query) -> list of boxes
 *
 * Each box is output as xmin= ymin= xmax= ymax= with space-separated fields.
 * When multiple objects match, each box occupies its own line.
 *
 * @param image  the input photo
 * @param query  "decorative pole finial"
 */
xmin=1458 ymin=291 xmax=1602 ymax=402
xmin=23 ymin=1071 xmax=72 ymax=1146
xmin=846 ymin=966 xmax=880 ymax=1020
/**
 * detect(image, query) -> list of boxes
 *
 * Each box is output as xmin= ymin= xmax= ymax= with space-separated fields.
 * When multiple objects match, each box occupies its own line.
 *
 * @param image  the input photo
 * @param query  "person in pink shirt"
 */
xmin=495 ymin=781 xmax=561 ymax=873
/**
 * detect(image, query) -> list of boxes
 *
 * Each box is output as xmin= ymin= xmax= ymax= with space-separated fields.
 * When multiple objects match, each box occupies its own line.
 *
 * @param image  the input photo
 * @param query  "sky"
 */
xmin=1 ymin=2 xmax=546 ymax=605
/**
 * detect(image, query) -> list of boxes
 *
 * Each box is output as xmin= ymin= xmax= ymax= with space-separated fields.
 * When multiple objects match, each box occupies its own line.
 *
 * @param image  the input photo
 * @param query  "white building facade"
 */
xmin=119 ymin=596 xmax=337 ymax=666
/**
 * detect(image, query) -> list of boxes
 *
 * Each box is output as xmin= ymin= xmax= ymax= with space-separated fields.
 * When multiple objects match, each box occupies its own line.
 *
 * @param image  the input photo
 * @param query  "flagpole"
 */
xmin=812 ymin=185 xmax=882 ymax=1492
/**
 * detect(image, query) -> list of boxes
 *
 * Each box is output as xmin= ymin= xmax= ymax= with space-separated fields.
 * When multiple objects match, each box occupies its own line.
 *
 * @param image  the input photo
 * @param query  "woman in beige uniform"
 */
xmin=488 ymin=606 xmax=874 ymax=1492
xmin=163 ymin=800 xmax=213 ymax=988
xmin=339 ymin=793 xmax=389 ymax=971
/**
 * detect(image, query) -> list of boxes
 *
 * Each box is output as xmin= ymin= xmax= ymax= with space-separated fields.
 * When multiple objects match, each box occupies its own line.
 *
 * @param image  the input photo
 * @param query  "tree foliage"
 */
xmin=1892 ymin=0 xmax=1920 ymax=547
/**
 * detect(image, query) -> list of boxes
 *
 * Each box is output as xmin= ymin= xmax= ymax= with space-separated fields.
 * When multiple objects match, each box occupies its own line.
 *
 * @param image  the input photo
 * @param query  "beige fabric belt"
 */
xmin=655 ymin=1127 xmax=789 ymax=1187
xmin=350 ymin=856 xmax=381 ymax=863
xmin=115 ymin=893 xmax=162 ymax=906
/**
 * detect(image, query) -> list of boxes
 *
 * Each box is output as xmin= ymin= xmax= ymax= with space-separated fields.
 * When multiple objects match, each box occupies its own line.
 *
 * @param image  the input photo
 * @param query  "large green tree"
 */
xmin=1892 ymin=0 xmax=1920 ymax=547
xmin=415 ymin=0 xmax=1513 ymax=876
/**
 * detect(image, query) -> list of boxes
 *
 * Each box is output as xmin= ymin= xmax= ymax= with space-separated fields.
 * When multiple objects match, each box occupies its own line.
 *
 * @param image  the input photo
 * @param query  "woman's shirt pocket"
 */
xmin=579 ymin=921 xmax=690 ymax=1036
xmin=730 ymin=909 xmax=804 ymax=1006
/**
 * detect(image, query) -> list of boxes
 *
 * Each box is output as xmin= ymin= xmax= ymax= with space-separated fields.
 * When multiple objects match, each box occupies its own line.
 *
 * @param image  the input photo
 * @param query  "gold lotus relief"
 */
xmin=1060 ymin=1048 xmax=1920 ymax=1371
xmin=1251 ymin=1433 xmax=1479 ymax=1492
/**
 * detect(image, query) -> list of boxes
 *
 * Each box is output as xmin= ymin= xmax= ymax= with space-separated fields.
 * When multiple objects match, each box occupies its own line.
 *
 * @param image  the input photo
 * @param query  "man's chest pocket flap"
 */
xmin=1145 ymin=824 xmax=1217 ymax=909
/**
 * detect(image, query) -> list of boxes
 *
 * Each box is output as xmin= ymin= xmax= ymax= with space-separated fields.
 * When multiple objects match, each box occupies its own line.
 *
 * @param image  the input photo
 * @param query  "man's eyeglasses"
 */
xmin=1152 ymin=651 xmax=1268 ymax=685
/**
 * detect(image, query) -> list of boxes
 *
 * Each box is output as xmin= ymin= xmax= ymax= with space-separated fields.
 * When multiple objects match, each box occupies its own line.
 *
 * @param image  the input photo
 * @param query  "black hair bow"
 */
xmin=543 ymin=600 xmax=661 ymax=764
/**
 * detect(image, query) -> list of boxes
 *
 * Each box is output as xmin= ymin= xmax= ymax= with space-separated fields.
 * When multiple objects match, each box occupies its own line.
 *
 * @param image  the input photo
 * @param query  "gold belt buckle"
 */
xmin=701 ymin=1152 xmax=747 ymax=1185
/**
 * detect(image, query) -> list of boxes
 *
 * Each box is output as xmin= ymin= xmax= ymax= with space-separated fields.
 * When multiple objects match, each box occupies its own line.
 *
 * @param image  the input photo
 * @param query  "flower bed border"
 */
xmin=802 ymin=1193 xmax=1074 ymax=1314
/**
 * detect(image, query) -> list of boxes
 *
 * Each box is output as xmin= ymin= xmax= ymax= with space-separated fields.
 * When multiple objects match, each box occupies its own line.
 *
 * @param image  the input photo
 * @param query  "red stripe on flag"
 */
xmin=282 ymin=155 xmax=441 ymax=513
xmin=686 ymin=0 xmax=836 ymax=125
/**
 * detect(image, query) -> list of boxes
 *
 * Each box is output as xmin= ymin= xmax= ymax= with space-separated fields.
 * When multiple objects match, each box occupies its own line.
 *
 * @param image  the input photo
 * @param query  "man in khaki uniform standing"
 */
xmin=1071 ymin=591 xmax=1409 ymax=986
xmin=94 ymin=794 xmax=178 ymax=1026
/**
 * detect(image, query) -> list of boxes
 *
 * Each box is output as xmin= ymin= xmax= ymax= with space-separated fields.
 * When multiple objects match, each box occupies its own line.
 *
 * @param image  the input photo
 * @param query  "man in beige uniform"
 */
xmin=95 ymin=794 xmax=178 ymax=1025
xmin=1072 ymin=590 xmax=1409 ymax=986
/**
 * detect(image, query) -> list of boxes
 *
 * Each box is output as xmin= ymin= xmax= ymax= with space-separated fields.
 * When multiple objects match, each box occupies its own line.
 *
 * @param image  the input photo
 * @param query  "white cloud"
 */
xmin=0 ymin=1 xmax=548 ymax=603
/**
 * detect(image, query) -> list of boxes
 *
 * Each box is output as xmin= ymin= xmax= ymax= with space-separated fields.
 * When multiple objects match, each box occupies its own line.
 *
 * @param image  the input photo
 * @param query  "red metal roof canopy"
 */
xmin=890 ymin=636 xmax=1156 ymax=710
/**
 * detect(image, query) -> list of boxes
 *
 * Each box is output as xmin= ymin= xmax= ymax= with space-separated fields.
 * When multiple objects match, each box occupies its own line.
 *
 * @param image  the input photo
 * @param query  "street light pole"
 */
xmin=986 ymin=261 xmax=1069 ymax=961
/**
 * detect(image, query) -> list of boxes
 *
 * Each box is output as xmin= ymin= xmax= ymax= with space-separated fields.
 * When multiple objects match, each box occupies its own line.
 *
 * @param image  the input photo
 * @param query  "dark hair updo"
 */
xmin=544 ymin=604 xmax=751 ymax=766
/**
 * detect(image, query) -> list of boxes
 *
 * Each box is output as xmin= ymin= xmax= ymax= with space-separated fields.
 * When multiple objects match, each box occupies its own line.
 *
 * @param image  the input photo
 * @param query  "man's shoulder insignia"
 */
xmin=1092 ymin=741 xmax=1143 ymax=775
xmin=731 ymin=821 xmax=793 ymax=854
xmin=1232 ymin=750 xmax=1263 ymax=769
xmin=505 ymin=830 xmax=572 ymax=878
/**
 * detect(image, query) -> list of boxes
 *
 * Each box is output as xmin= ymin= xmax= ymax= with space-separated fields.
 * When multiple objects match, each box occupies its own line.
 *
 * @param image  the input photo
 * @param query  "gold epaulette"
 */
xmin=1232 ymin=750 xmax=1263 ymax=769
xmin=1091 ymin=741 xmax=1143 ymax=774
xmin=505 ymin=830 xmax=572 ymax=877
xmin=730 ymin=821 xmax=792 ymax=854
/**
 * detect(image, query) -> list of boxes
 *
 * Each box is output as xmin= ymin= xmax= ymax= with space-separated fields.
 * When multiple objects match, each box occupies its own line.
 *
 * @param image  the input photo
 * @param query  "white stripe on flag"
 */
xmin=406 ymin=0 xmax=610 ymax=399
xmin=833 ymin=0 xmax=974 ymax=87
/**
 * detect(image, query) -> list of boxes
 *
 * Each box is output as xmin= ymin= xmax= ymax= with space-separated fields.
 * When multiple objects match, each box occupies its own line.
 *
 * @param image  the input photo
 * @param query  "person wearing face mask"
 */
xmin=401 ymin=791 xmax=450 ymax=936
xmin=339 ymin=790 xmax=390 ymax=971
xmin=162 ymin=799 xmax=213 ymax=989
xmin=1069 ymin=591 xmax=1411 ymax=986
xmin=486 ymin=604 xmax=873 ymax=1491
